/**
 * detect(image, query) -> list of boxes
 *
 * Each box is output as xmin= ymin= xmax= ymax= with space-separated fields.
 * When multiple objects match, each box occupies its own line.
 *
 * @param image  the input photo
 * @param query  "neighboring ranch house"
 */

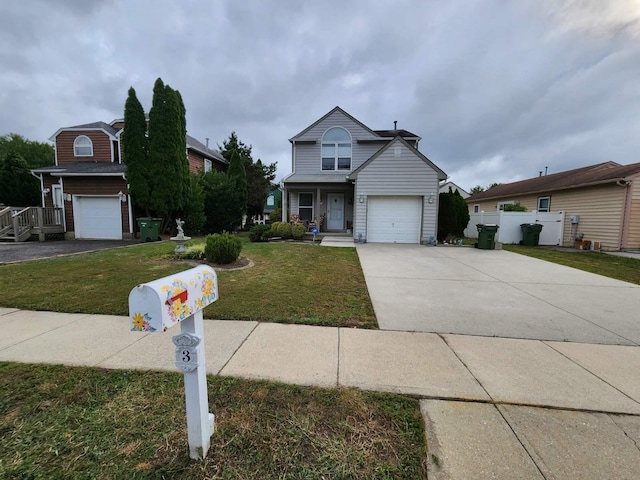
xmin=282 ymin=107 xmax=447 ymax=244
xmin=31 ymin=119 xmax=226 ymax=240
xmin=466 ymin=161 xmax=640 ymax=251
xmin=439 ymin=181 xmax=469 ymax=198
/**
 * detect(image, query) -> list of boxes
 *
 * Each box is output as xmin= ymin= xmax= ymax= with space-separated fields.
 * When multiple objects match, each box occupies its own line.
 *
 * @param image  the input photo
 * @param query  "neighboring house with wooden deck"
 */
xmin=282 ymin=107 xmax=447 ymax=244
xmin=466 ymin=161 xmax=640 ymax=250
xmin=30 ymin=119 xmax=226 ymax=240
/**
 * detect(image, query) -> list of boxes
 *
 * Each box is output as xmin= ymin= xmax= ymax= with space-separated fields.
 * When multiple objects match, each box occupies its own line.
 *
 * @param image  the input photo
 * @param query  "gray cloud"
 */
xmin=1 ymin=0 xmax=638 ymax=190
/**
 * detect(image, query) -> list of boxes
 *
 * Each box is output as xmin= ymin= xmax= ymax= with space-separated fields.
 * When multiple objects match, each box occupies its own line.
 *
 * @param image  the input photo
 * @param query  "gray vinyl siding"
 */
xmin=293 ymin=110 xmax=385 ymax=175
xmin=286 ymin=185 xmax=354 ymax=228
xmin=353 ymin=143 xmax=440 ymax=243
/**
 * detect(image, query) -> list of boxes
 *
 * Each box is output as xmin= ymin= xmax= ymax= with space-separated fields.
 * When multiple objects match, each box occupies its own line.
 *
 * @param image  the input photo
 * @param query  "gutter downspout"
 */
xmin=31 ymin=171 xmax=45 ymax=207
xmin=618 ymin=179 xmax=633 ymax=250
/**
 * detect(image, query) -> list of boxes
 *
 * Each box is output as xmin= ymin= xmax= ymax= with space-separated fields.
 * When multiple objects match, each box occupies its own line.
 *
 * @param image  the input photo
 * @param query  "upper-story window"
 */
xmin=74 ymin=135 xmax=93 ymax=157
xmin=321 ymin=127 xmax=351 ymax=171
xmin=204 ymin=158 xmax=212 ymax=173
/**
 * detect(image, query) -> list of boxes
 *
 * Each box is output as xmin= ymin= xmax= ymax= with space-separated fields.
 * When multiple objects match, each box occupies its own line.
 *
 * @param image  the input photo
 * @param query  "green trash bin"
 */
xmin=137 ymin=217 xmax=162 ymax=242
xmin=476 ymin=224 xmax=499 ymax=250
xmin=520 ymin=223 xmax=543 ymax=246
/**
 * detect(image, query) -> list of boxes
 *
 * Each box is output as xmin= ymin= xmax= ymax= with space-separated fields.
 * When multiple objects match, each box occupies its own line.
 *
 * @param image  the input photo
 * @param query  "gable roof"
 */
xmin=289 ymin=106 xmax=379 ymax=141
xmin=348 ymin=136 xmax=447 ymax=180
xmin=468 ymin=161 xmax=640 ymax=201
xmin=49 ymin=121 xmax=119 ymax=141
xmin=186 ymin=135 xmax=227 ymax=163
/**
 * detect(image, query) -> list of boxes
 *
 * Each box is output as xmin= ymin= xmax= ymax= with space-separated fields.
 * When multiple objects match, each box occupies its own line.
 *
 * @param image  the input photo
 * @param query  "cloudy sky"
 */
xmin=1 ymin=0 xmax=639 ymax=190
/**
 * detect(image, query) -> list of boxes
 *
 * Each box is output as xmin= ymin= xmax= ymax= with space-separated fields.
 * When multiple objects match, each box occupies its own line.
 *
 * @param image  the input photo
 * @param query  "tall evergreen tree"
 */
xmin=146 ymin=78 xmax=190 ymax=226
xmin=122 ymin=87 xmax=149 ymax=209
xmin=219 ymin=132 xmax=277 ymax=219
xmin=227 ymin=149 xmax=247 ymax=228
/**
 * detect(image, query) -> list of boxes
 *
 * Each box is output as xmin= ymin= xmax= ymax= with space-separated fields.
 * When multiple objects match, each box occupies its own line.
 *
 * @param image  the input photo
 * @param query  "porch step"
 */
xmin=320 ymin=235 xmax=355 ymax=247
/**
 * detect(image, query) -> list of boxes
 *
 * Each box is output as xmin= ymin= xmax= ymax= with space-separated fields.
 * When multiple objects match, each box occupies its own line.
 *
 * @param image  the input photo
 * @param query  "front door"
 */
xmin=326 ymin=193 xmax=344 ymax=230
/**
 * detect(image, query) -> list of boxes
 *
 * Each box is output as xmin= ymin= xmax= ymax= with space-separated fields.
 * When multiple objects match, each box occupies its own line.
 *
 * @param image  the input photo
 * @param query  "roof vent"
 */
xmin=393 ymin=120 xmax=397 ymax=130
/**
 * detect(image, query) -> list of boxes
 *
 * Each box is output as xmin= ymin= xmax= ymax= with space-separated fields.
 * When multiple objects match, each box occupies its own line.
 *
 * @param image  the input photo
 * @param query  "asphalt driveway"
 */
xmin=0 ymin=239 xmax=141 ymax=264
xmin=356 ymin=244 xmax=640 ymax=345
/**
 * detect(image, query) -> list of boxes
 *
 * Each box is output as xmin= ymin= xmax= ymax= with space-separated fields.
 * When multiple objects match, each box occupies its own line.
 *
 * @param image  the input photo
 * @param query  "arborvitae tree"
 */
xmin=219 ymin=131 xmax=277 ymax=219
xmin=122 ymin=87 xmax=149 ymax=209
xmin=437 ymin=187 xmax=470 ymax=241
xmin=181 ymin=173 xmax=206 ymax=235
xmin=226 ymin=150 xmax=247 ymax=228
xmin=0 ymin=152 xmax=40 ymax=206
xmin=202 ymin=171 xmax=243 ymax=233
xmin=146 ymin=78 xmax=190 ymax=228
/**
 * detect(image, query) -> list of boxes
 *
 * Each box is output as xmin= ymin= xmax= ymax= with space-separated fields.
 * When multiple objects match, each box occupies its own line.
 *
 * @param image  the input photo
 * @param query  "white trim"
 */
xmin=49 ymin=127 xmax=117 ymax=142
xmin=298 ymin=191 xmax=314 ymax=222
xmin=128 ymin=194 xmax=133 ymax=234
xmin=321 ymin=126 xmax=352 ymax=172
xmin=537 ymin=196 xmax=551 ymax=212
xmin=74 ymin=135 xmax=94 ymax=157
xmin=50 ymin=172 xmax=126 ymax=177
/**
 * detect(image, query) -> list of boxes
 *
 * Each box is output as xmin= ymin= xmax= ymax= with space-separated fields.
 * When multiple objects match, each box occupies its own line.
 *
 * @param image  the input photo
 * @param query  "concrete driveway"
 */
xmin=356 ymin=244 xmax=640 ymax=345
xmin=0 ymin=239 xmax=141 ymax=264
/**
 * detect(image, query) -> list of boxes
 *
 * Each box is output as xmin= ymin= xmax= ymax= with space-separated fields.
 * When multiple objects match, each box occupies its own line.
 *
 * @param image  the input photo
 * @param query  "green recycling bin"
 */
xmin=137 ymin=217 xmax=162 ymax=242
xmin=476 ymin=224 xmax=499 ymax=250
xmin=520 ymin=223 xmax=543 ymax=246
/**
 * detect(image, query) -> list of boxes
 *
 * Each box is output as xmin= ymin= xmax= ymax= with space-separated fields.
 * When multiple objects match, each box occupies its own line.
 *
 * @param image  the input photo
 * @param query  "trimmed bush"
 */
xmin=205 ymin=232 xmax=242 ymax=264
xmin=292 ymin=224 xmax=306 ymax=240
xmin=249 ymin=224 xmax=272 ymax=242
xmin=270 ymin=221 xmax=292 ymax=239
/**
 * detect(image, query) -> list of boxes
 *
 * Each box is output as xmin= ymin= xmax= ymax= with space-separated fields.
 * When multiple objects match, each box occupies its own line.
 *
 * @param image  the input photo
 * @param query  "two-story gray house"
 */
xmin=282 ymin=107 xmax=447 ymax=244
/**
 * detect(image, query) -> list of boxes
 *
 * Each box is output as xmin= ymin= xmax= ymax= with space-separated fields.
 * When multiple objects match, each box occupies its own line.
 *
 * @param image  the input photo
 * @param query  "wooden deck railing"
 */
xmin=0 ymin=206 xmax=64 ymax=242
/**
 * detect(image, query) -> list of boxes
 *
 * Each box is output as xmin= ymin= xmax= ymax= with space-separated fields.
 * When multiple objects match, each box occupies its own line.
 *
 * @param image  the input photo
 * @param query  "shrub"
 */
xmin=292 ymin=224 xmax=306 ymax=240
xmin=502 ymin=202 xmax=527 ymax=212
xmin=205 ymin=232 xmax=242 ymax=264
xmin=249 ymin=224 xmax=272 ymax=242
xmin=270 ymin=221 xmax=292 ymax=239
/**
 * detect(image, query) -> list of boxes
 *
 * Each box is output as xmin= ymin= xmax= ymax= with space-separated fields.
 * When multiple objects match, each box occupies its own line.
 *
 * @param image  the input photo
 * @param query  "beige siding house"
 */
xmin=466 ymin=162 xmax=640 ymax=251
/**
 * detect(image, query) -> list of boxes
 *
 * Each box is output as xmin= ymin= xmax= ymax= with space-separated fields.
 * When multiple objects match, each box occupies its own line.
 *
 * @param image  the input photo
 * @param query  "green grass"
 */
xmin=502 ymin=245 xmax=640 ymax=285
xmin=0 ymin=362 xmax=427 ymax=479
xmin=0 ymin=239 xmax=376 ymax=328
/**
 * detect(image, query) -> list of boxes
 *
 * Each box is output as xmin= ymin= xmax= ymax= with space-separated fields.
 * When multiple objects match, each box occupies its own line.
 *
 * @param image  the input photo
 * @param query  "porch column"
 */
xmin=282 ymin=186 xmax=288 ymax=222
xmin=316 ymin=187 xmax=321 ymax=230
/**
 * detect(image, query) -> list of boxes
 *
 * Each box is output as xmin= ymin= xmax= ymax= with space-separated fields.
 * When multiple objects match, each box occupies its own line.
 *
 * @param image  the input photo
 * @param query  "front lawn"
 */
xmin=502 ymin=245 xmax=640 ymax=285
xmin=0 ymin=362 xmax=428 ymax=479
xmin=0 ymin=239 xmax=376 ymax=328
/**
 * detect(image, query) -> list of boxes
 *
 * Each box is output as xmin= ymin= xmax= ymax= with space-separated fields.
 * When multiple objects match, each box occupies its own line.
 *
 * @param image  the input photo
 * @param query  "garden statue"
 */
xmin=171 ymin=218 xmax=191 ymax=253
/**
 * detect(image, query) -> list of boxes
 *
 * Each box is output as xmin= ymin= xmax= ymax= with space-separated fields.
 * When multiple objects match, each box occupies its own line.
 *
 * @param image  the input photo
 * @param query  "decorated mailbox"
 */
xmin=129 ymin=265 xmax=217 ymax=332
xmin=128 ymin=265 xmax=218 ymax=461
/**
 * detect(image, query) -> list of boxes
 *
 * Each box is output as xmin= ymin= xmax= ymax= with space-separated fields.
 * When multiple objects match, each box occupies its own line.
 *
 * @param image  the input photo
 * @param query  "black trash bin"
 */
xmin=137 ymin=217 xmax=162 ymax=242
xmin=476 ymin=224 xmax=499 ymax=250
xmin=520 ymin=223 xmax=543 ymax=246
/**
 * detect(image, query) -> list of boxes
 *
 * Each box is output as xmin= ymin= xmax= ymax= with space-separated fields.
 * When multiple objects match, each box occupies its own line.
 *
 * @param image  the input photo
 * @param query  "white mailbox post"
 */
xmin=129 ymin=265 xmax=218 ymax=460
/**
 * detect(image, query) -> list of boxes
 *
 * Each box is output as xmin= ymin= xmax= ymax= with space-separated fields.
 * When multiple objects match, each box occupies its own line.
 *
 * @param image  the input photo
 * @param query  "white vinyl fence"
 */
xmin=464 ymin=211 xmax=565 ymax=245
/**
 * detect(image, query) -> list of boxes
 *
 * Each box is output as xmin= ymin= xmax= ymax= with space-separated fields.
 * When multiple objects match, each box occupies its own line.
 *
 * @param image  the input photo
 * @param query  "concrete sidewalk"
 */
xmin=2 ymin=308 xmax=640 ymax=478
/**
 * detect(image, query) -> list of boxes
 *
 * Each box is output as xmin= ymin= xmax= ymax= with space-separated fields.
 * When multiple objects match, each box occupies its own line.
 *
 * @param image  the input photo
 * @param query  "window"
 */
xmin=321 ymin=127 xmax=351 ymax=171
xmin=498 ymin=201 xmax=514 ymax=211
xmin=473 ymin=204 xmax=479 ymax=213
xmin=204 ymin=158 xmax=212 ymax=173
xmin=266 ymin=194 xmax=275 ymax=206
xmin=537 ymin=196 xmax=550 ymax=212
xmin=298 ymin=192 xmax=313 ymax=222
xmin=74 ymin=135 xmax=93 ymax=156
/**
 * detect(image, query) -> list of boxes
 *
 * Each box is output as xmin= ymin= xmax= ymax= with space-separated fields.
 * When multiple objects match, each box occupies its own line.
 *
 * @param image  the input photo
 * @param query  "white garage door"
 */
xmin=73 ymin=196 xmax=122 ymax=240
xmin=367 ymin=196 xmax=422 ymax=243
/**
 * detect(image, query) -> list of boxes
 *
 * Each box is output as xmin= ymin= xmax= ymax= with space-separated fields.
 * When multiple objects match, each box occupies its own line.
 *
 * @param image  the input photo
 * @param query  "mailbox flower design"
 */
xmin=129 ymin=265 xmax=218 ymax=333
xmin=131 ymin=312 xmax=156 ymax=332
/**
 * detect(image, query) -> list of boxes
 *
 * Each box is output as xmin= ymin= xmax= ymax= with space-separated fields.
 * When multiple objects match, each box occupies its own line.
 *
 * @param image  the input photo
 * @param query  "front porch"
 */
xmin=283 ymin=183 xmax=355 ymax=234
xmin=0 ymin=206 xmax=65 ymax=242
